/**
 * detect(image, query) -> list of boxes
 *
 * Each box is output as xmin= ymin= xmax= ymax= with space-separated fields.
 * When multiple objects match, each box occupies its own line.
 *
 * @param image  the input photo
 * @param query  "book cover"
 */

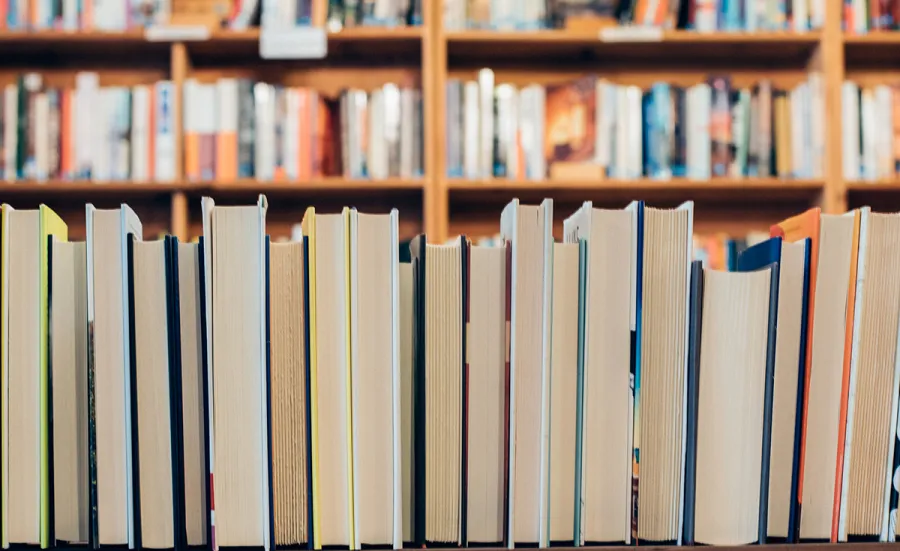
xmin=709 ymin=75 xmax=733 ymax=177
xmin=681 ymin=260 xmax=704 ymax=546
xmin=544 ymin=76 xmax=597 ymax=167
xmin=627 ymin=200 xmax=644 ymax=542
xmin=1 ymin=204 xmax=9 ymax=547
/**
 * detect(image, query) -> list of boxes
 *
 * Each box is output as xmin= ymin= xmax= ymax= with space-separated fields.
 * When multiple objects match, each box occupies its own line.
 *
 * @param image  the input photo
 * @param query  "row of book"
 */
xmin=445 ymin=71 xmax=824 ymax=181
xmin=7 ymin=196 xmax=900 ymax=551
xmin=0 ymin=73 xmax=425 ymax=183
xmin=0 ymin=0 xmax=422 ymax=31
xmin=842 ymin=81 xmax=900 ymax=182
xmin=693 ymin=230 xmax=769 ymax=270
xmin=183 ymin=79 xmax=424 ymax=181
xmin=443 ymin=0 xmax=821 ymax=31
xmin=0 ymin=73 xmax=177 ymax=183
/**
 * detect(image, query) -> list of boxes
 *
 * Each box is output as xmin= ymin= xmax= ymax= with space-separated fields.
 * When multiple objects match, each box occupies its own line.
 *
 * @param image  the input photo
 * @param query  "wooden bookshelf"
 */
xmin=0 ymin=0 xmax=892 ymax=244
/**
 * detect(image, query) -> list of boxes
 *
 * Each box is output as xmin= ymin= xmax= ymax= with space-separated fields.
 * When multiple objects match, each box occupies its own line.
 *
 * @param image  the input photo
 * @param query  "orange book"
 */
xmin=216 ymin=80 xmax=238 ymax=182
xmin=831 ymin=209 xmax=863 ymax=542
xmin=148 ymin=87 xmax=155 ymax=182
xmin=298 ymin=88 xmax=311 ymax=181
xmin=771 ymin=206 xmax=822 ymax=541
xmin=60 ymin=89 xmax=72 ymax=177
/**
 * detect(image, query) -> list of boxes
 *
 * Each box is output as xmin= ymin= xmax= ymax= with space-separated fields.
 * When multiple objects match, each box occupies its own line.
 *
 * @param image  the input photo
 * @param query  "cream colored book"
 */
xmin=548 ymin=243 xmax=579 ymax=544
xmin=694 ymin=268 xmax=774 ymax=546
xmin=563 ymin=202 xmax=633 ymax=545
xmin=130 ymin=239 xmax=175 ymax=550
xmin=500 ymin=198 xmax=553 ymax=548
xmin=466 ymin=244 xmax=506 ymax=545
xmin=177 ymin=243 xmax=208 ymax=547
xmin=200 ymin=196 xmax=270 ymax=550
xmin=86 ymin=203 xmax=142 ymax=547
xmin=349 ymin=211 xmax=401 ymax=549
xmin=50 ymin=238 xmax=89 ymax=545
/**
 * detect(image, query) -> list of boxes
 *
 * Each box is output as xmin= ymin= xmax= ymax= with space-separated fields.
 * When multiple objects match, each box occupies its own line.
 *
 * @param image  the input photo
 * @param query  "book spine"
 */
xmin=478 ymin=68 xmax=494 ymax=179
xmin=400 ymin=88 xmax=413 ymax=179
xmin=154 ymin=80 xmax=176 ymax=182
xmin=199 ymin=84 xmax=217 ymax=181
xmin=183 ymin=79 xmax=200 ymax=181
xmin=48 ymin=88 xmax=60 ymax=179
xmin=384 ymin=84 xmax=401 ymax=178
xmin=671 ymin=87 xmax=686 ymax=178
xmin=758 ymin=80 xmax=772 ymax=177
xmin=272 ymin=87 xmax=285 ymax=180
xmin=217 ymin=79 xmax=239 ymax=182
xmin=237 ymin=79 xmax=255 ymax=180
xmin=130 ymin=85 xmax=148 ymax=182
xmin=842 ymin=81 xmax=861 ymax=181
xmin=35 ymin=91 xmax=49 ymax=180
xmin=284 ymin=87 xmax=299 ymax=180
xmin=463 ymin=81 xmax=479 ymax=179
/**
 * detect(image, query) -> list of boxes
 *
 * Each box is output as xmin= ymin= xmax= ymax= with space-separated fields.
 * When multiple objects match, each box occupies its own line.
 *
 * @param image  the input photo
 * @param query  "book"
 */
xmin=200 ymin=196 xmax=272 ymax=550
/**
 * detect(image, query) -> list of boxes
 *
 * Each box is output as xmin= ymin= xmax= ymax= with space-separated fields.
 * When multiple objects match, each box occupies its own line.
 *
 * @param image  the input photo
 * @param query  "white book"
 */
xmin=463 ymin=81 xmax=481 ymax=179
xmin=809 ymin=74 xmax=824 ymax=178
xmin=131 ymin=86 xmax=150 ymax=183
xmin=627 ymin=86 xmax=643 ymax=180
xmin=597 ymin=80 xmax=615 ymax=170
xmin=3 ymin=85 xmax=16 ymax=181
xmin=86 ymin=204 xmax=143 ymax=548
xmin=400 ymin=88 xmax=415 ymax=179
xmin=154 ymin=81 xmax=176 ymax=183
xmin=861 ymin=89 xmax=877 ymax=182
xmin=811 ymin=0 xmax=824 ymax=28
xmin=478 ymin=69 xmax=495 ymax=178
xmin=794 ymin=0 xmax=808 ymax=30
xmin=254 ymin=83 xmax=275 ymax=181
xmin=842 ymin=81 xmax=861 ymax=182
xmin=62 ymin=0 xmax=78 ymax=29
xmin=35 ymin=93 xmax=49 ymax=182
xmin=75 ymin=72 xmax=99 ymax=180
xmin=217 ymin=78 xmax=239 ymax=180
xmin=875 ymin=85 xmax=894 ymax=180
xmin=383 ymin=84 xmax=401 ymax=178
xmin=368 ymin=88 xmax=387 ymax=180
xmin=615 ymin=87 xmax=629 ymax=179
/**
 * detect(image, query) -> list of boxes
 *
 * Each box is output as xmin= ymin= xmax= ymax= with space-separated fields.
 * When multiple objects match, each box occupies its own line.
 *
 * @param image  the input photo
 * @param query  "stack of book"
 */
xmin=0 ymin=73 xmax=176 ymax=183
xmin=7 ymin=196 xmax=900 ymax=551
xmin=443 ymin=0 xmax=818 ymax=31
xmin=445 ymin=71 xmax=824 ymax=181
xmin=183 ymin=79 xmax=424 ymax=181
xmin=841 ymin=81 xmax=900 ymax=182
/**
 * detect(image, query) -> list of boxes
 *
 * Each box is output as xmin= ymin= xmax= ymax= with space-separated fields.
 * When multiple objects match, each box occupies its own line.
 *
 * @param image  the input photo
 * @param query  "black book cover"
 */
xmin=264 ymin=236 xmax=276 ymax=550
xmin=164 ymin=236 xmax=189 ymax=551
xmin=196 ymin=237 xmax=214 ymax=550
xmin=302 ymin=236 xmax=314 ymax=550
xmin=125 ymin=235 xmax=144 ymax=551
xmin=409 ymin=235 xmax=426 ymax=548
xmin=459 ymin=237 xmax=469 ymax=547
xmin=47 ymin=235 xmax=56 ymax=547
xmin=681 ymin=260 xmax=704 ymax=546
xmin=757 ymin=261 xmax=781 ymax=544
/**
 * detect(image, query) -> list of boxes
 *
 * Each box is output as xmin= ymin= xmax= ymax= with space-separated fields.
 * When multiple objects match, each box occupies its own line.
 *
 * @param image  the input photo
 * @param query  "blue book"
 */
xmin=737 ymin=236 xmax=811 ymax=543
xmin=573 ymin=238 xmax=587 ymax=544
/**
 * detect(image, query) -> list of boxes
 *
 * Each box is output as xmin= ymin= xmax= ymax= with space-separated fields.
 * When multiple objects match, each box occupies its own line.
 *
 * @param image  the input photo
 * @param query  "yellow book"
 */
xmin=1 ymin=203 xmax=9 ymax=549
xmin=39 ymin=206 xmax=67 ymax=548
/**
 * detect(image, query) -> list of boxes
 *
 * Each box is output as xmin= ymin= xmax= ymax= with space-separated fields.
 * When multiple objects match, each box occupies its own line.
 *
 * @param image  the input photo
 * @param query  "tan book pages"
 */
xmin=399 ymin=262 xmax=413 ymax=544
xmin=467 ymin=245 xmax=506 ymax=544
xmin=549 ymin=243 xmax=579 ymax=542
xmin=269 ymin=242 xmax=307 ymax=546
xmin=695 ymin=269 xmax=771 ymax=546
xmin=845 ymin=213 xmax=900 ymax=536
xmin=132 ymin=240 xmax=175 ymax=549
xmin=583 ymin=209 xmax=632 ymax=543
xmin=211 ymin=206 xmax=265 ymax=547
xmin=639 ymin=206 xmax=690 ymax=541
xmin=177 ymin=243 xmax=208 ymax=546
xmin=352 ymin=213 xmax=394 ymax=545
xmin=425 ymin=243 xmax=462 ymax=543
xmin=800 ymin=213 xmax=855 ymax=540
xmin=314 ymin=214 xmax=351 ymax=547
xmin=7 ymin=210 xmax=40 ymax=544
xmin=766 ymin=240 xmax=807 ymax=537
xmin=51 ymin=240 xmax=89 ymax=543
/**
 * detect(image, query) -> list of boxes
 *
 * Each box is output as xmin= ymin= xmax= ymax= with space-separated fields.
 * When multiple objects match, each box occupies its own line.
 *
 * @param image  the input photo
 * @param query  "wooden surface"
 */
xmin=2 ymin=0 xmax=899 ymax=242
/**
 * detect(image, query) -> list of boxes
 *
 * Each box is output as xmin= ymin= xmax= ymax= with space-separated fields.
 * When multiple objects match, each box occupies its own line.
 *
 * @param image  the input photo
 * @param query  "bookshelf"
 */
xmin=4 ymin=0 xmax=899 ymax=245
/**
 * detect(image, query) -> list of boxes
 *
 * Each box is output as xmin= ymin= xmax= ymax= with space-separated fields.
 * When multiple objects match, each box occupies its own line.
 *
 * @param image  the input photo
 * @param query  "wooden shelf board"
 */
xmin=209 ymin=178 xmax=425 ymax=192
xmin=843 ymin=32 xmax=900 ymax=66
xmin=446 ymin=178 xmax=823 ymax=203
xmin=0 ymin=179 xmax=423 ymax=195
xmin=444 ymin=29 xmax=820 ymax=66
xmin=0 ymin=181 xmax=198 ymax=194
xmin=847 ymin=181 xmax=900 ymax=191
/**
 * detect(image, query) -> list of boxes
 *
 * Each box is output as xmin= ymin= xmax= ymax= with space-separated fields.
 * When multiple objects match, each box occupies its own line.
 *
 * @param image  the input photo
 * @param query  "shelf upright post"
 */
xmin=427 ymin=0 xmax=450 ymax=241
xmin=817 ymin=0 xmax=848 ymax=213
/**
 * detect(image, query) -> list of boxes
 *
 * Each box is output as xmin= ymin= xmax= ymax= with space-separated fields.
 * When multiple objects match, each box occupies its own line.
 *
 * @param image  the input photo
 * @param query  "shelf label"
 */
xmin=599 ymin=26 xmax=663 ymax=42
xmin=145 ymin=25 xmax=211 ymax=41
xmin=260 ymin=26 xmax=327 ymax=59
